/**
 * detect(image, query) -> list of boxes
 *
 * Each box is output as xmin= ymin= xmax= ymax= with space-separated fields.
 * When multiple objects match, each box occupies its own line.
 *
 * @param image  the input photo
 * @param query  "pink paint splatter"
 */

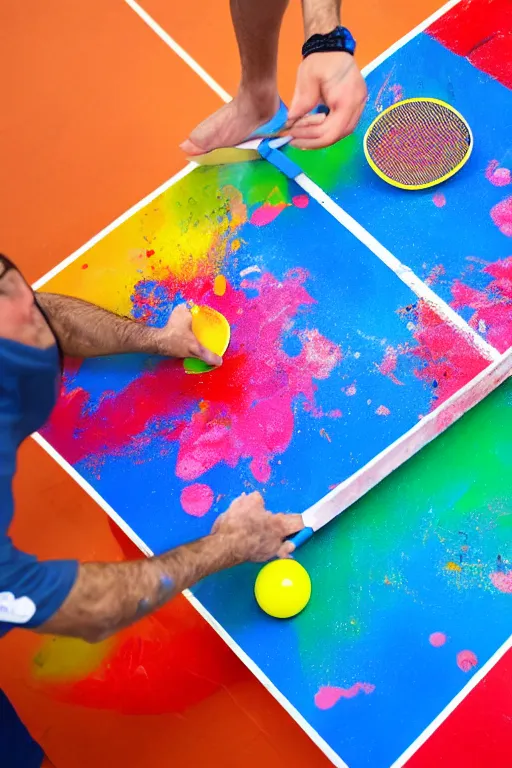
xmin=429 ymin=632 xmax=447 ymax=647
xmin=344 ymin=383 xmax=357 ymax=396
xmin=485 ymin=160 xmax=511 ymax=187
xmin=408 ymin=301 xmax=489 ymax=407
xmin=451 ymin=256 xmax=512 ymax=353
xmin=45 ymin=270 xmax=341 ymax=484
xmin=376 ymin=346 xmax=403 ymax=386
xmin=292 ymin=194 xmax=309 ymax=209
xmin=375 ymin=405 xmax=390 ymax=416
xmin=432 ymin=193 xmax=446 ymax=208
xmin=250 ymin=202 xmax=287 ymax=227
xmin=315 ymin=683 xmax=375 ymax=710
xmin=490 ymin=196 xmax=512 ymax=236
xmin=180 ymin=483 xmax=214 ymax=517
xmin=490 ymin=570 xmax=512 ymax=594
xmin=456 ymin=650 xmax=478 ymax=673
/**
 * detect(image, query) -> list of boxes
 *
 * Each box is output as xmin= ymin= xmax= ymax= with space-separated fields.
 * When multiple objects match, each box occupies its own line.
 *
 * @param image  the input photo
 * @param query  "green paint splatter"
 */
xmin=294 ymin=380 xmax=512 ymax=659
xmin=284 ymin=134 xmax=361 ymax=192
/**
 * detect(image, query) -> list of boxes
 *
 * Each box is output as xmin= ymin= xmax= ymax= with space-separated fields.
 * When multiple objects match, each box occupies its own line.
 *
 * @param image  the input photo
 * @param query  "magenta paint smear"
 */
xmin=250 ymin=202 xmax=288 ymax=227
xmin=292 ymin=194 xmax=309 ymax=209
xmin=490 ymin=570 xmax=512 ymax=593
xmin=429 ymin=632 xmax=447 ymax=647
xmin=180 ymin=484 xmax=214 ymax=517
xmin=46 ymin=269 xmax=341 ymax=483
xmin=456 ymin=649 xmax=478 ymax=672
xmin=315 ymin=683 xmax=375 ymax=710
xmin=452 ymin=256 xmax=512 ymax=353
xmin=485 ymin=160 xmax=511 ymax=187
xmin=490 ymin=196 xmax=512 ymax=236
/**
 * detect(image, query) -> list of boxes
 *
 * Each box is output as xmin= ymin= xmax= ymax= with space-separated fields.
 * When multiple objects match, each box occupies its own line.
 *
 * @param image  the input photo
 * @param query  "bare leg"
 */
xmin=181 ymin=0 xmax=289 ymax=155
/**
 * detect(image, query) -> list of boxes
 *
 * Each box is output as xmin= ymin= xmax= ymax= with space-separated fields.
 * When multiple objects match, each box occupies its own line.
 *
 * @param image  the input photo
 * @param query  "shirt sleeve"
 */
xmin=0 ymin=535 xmax=78 ymax=636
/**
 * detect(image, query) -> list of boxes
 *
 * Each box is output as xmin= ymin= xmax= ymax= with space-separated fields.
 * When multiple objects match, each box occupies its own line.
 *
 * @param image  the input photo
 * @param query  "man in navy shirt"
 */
xmin=0 ymin=254 xmax=302 ymax=765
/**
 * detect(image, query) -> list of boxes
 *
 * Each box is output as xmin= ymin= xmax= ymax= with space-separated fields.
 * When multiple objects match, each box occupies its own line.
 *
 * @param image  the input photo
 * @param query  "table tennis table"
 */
xmin=34 ymin=1 xmax=512 ymax=765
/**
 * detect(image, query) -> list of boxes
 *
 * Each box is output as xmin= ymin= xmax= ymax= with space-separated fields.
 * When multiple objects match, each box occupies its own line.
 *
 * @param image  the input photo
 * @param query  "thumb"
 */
xmin=192 ymin=341 xmax=222 ymax=367
xmin=288 ymin=77 xmax=320 ymax=123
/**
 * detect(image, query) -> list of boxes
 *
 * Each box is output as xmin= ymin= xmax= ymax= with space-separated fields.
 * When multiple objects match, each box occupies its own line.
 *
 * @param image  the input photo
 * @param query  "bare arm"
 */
xmin=302 ymin=0 xmax=341 ymax=37
xmin=36 ymin=293 xmax=221 ymax=365
xmin=38 ymin=493 xmax=303 ymax=643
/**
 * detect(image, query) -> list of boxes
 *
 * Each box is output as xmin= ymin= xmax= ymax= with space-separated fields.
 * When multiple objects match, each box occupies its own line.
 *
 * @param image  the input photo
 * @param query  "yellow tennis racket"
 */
xmin=363 ymin=97 xmax=473 ymax=190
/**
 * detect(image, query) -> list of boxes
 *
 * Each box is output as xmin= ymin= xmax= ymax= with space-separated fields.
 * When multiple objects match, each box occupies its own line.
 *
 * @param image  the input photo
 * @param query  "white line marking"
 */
xmin=30 ymin=430 xmax=348 ymax=768
xmin=32 ymin=163 xmax=196 ymax=290
xmin=296 ymin=173 xmax=501 ymax=363
xmin=361 ymin=0 xmax=463 ymax=77
xmin=303 ymin=349 xmax=512 ymax=531
xmin=123 ymin=0 xmax=231 ymax=104
xmin=391 ymin=633 xmax=512 ymax=768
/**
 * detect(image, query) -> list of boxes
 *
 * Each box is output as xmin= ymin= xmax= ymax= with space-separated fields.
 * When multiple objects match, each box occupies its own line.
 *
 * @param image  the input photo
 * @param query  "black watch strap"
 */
xmin=302 ymin=26 xmax=356 ymax=58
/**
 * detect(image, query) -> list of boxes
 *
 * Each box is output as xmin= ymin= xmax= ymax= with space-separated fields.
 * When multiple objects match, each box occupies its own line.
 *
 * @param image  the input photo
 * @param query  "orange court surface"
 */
xmin=1 ymin=1 xmax=511 ymax=767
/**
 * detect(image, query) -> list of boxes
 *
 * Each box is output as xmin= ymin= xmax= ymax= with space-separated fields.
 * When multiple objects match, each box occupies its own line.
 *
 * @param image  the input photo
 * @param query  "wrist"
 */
xmin=302 ymin=25 xmax=356 ymax=58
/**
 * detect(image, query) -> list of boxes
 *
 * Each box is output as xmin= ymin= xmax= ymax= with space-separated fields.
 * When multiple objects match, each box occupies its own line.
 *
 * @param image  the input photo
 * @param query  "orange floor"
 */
xmin=0 ymin=1 xmax=445 ymax=766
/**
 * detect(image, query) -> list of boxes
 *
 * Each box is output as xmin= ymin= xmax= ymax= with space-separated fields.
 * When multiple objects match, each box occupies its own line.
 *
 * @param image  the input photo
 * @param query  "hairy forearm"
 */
xmin=37 ymin=292 xmax=163 ymax=358
xmin=39 ymin=534 xmax=239 ymax=642
xmin=302 ymin=0 xmax=341 ymax=37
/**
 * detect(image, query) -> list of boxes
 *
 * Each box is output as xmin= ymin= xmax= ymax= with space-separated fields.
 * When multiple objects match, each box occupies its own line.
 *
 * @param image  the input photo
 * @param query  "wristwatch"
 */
xmin=302 ymin=26 xmax=356 ymax=58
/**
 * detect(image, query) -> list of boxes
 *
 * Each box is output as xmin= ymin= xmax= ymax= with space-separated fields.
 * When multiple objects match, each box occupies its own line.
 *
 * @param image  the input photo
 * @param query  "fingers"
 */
xmin=194 ymin=343 xmax=223 ymax=367
xmin=275 ymin=512 xmax=304 ymax=537
xmin=277 ymin=540 xmax=296 ymax=559
xmin=290 ymin=103 xmax=363 ymax=149
xmin=285 ymin=111 xmax=326 ymax=132
xmin=288 ymin=77 xmax=321 ymax=125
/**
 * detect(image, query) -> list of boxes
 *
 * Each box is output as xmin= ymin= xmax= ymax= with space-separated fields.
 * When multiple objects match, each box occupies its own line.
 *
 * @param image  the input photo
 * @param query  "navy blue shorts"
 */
xmin=0 ymin=690 xmax=44 ymax=768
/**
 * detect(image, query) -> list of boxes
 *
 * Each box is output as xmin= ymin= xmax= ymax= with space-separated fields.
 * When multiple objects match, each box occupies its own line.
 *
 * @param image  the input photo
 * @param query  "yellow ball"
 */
xmin=254 ymin=559 xmax=312 ymax=619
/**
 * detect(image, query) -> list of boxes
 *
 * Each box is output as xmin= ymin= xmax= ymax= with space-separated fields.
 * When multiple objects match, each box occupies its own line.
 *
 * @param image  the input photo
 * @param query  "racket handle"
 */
xmin=288 ymin=526 xmax=314 ymax=550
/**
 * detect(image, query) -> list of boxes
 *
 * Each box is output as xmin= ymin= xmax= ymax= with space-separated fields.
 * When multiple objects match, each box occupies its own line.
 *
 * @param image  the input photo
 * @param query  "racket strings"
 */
xmin=365 ymin=100 xmax=471 ymax=188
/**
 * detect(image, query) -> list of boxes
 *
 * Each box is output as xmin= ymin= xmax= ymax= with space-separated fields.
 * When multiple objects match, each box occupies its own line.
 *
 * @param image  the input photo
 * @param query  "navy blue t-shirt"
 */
xmin=0 ymin=338 xmax=78 ymax=636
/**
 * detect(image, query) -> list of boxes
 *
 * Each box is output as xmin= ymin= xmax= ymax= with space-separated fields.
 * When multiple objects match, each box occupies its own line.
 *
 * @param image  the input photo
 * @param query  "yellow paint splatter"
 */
xmin=32 ymin=635 xmax=114 ymax=681
xmin=213 ymin=274 xmax=227 ymax=296
xmin=445 ymin=561 xmax=462 ymax=572
xmin=231 ymin=239 xmax=241 ymax=252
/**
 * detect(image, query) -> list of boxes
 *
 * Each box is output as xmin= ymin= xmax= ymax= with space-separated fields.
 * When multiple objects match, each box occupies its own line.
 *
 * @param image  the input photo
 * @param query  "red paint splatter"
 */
xmin=375 ymin=405 xmax=390 ymax=416
xmin=451 ymin=256 xmax=512 ymax=353
xmin=81 ymin=264 xmax=88 ymax=270
xmin=315 ymin=683 xmax=375 ymax=710
xmin=146 ymin=249 xmax=155 ymax=258
xmin=428 ymin=0 xmax=512 ymax=90
xmin=38 ymin=605 xmax=245 ymax=715
xmin=491 ymin=197 xmax=512 ymax=236
xmin=180 ymin=483 xmax=214 ymax=517
xmin=490 ymin=570 xmax=512 ymax=593
xmin=292 ymin=194 xmax=309 ymax=209
xmin=485 ymin=160 xmax=511 ymax=187
xmin=44 ymin=270 xmax=341 ymax=484
xmin=432 ymin=193 xmax=446 ymax=208
xmin=250 ymin=202 xmax=287 ymax=227
xmin=429 ymin=631 xmax=447 ymax=647
xmin=456 ymin=649 xmax=478 ymax=673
